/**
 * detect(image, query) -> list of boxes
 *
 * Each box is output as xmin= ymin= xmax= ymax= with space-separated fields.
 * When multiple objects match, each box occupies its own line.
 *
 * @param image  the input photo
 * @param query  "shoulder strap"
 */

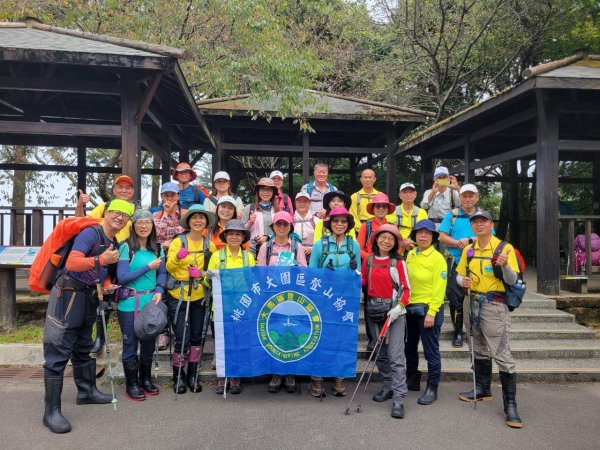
xmin=411 ymin=206 xmax=420 ymax=228
xmin=364 ymin=219 xmax=372 ymax=250
xmin=449 ymin=188 xmax=455 ymax=209
xmin=209 ymin=196 xmax=218 ymax=206
xmin=318 ymin=235 xmax=330 ymax=268
xmin=450 ymin=208 xmax=460 ymax=227
xmin=306 ymin=181 xmax=314 ymax=195
xmin=266 ymin=239 xmax=274 ymax=265
xmin=219 ymin=248 xmax=227 ymax=269
xmin=242 ymin=250 xmax=249 ymax=267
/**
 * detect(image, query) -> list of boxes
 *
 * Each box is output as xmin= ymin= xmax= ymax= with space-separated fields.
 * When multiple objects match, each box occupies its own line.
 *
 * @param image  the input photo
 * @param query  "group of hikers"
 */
xmin=42 ymin=162 xmax=523 ymax=434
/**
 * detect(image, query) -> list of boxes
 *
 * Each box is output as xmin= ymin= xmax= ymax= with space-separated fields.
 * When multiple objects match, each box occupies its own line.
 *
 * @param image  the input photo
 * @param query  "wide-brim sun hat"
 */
xmin=171 ymin=162 xmax=197 ymax=182
xmin=219 ymin=219 xmax=250 ymax=244
xmin=322 ymin=190 xmax=351 ymax=210
xmin=366 ymin=192 xmax=395 ymax=215
xmin=410 ymin=219 xmax=440 ymax=243
xmin=179 ymin=204 xmax=216 ymax=229
xmin=370 ymin=223 xmax=401 ymax=245
xmin=254 ymin=177 xmax=278 ymax=197
xmin=324 ymin=207 xmax=355 ymax=232
xmin=134 ymin=301 xmax=168 ymax=340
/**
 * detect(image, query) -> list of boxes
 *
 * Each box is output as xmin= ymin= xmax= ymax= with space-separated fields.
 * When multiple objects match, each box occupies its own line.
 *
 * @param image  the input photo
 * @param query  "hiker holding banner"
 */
xmin=361 ymin=224 xmax=411 ymax=419
xmin=309 ymin=207 xmax=361 ymax=397
xmin=165 ymin=205 xmax=217 ymax=394
xmin=116 ymin=209 xmax=166 ymax=401
xmin=205 ymin=220 xmax=256 ymax=394
xmin=42 ymin=199 xmax=133 ymax=434
xmin=257 ymin=211 xmax=307 ymax=393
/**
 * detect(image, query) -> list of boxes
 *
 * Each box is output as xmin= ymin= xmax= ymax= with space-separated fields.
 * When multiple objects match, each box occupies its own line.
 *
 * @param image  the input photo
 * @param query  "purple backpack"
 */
xmin=574 ymin=233 xmax=600 ymax=252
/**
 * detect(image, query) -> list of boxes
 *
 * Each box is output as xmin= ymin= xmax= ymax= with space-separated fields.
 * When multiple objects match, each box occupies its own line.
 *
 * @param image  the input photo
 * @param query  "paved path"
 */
xmin=1 ymin=379 xmax=598 ymax=449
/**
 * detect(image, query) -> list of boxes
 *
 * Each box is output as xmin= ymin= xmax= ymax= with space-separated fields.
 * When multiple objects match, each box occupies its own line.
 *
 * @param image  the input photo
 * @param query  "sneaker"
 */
xmin=284 ymin=375 xmax=296 ymax=393
xmin=215 ymin=378 xmax=226 ymax=395
xmin=332 ymin=378 xmax=347 ymax=397
xmin=268 ymin=375 xmax=282 ymax=393
xmin=309 ymin=377 xmax=325 ymax=398
xmin=158 ymin=333 xmax=169 ymax=351
xmin=229 ymin=378 xmax=242 ymax=395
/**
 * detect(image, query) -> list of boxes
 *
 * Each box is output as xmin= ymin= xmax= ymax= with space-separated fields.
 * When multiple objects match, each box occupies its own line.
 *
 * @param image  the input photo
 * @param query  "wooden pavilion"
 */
xmin=0 ymin=19 xmax=211 ymax=198
xmin=398 ymin=51 xmax=600 ymax=295
xmin=196 ymin=91 xmax=434 ymax=196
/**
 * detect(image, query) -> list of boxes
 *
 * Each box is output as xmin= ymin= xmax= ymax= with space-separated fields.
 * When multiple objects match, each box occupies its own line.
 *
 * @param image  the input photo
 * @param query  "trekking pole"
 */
xmin=153 ymin=335 xmax=160 ymax=380
xmin=191 ymin=284 xmax=213 ymax=393
xmin=175 ymin=277 xmax=194 ymax=399
xmin=99 ymin=304 xmax=118 ymax=410
xmin=345 ymin=317 xmax=390 ymax=415
xmin=468 ymin=289 xmax=477 ymax=411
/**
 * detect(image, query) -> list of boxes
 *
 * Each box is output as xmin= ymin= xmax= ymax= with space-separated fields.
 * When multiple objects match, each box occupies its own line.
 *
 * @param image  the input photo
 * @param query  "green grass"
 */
xmin=0 ymin=313 xmax=123 ymax=344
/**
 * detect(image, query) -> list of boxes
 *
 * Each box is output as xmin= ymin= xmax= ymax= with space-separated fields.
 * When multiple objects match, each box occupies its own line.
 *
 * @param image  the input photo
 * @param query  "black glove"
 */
xmin=97 ymin=301 xmax=113 ymax=314
xmin=349 ymin=254 xmax=358 ymax=271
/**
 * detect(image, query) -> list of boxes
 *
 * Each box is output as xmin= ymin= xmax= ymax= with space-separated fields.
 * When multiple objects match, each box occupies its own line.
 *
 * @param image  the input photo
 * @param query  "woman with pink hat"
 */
xmin=242 ymin=177 xmax=280 ymax=257
xmin=308 ymin=207 xmax=361 ymax=398
xmin=361 ymin=224 xmax=411 ymax=419
xmin=257 ymin=211 xmax=307 ymax=393
xmin=357 ymin=192 xmax=396 ymax=261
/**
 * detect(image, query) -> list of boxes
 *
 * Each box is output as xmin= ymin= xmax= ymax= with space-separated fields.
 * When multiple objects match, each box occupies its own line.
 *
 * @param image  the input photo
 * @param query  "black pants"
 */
xmin=405 ymin=305 xmax=444 ymax=385
xmin=117 ymin=310 xmax=155 ymax=362
xmin=43 ymin=276 xmax=98 ymax=377
xmin=446 ymin=260 xmax=465 ymax=310
xmin=166 ymin=295 xmax=206 ymax=354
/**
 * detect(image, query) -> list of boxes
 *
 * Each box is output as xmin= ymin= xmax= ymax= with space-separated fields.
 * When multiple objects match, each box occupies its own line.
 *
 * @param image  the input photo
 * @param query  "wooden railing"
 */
xmin=559 ymin=215 xmax=600 ymax=276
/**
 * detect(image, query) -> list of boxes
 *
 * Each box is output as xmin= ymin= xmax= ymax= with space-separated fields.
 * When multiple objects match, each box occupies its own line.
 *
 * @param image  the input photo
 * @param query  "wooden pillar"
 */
xmin=0 ymin=268 xmax=17 ymax=331
xmin=464 ymin=134 xmax=472 ymax=182
xmin=593 ymin=154 xmax=600 ymax=216
xmin=302 ymin=132 xmax=310 ymax=183
xmin=535 ymin=90 xmax=560 ymax=295
xmin=508 ymin=160 xmax=520 ymax=246
xmin=161 ymin=126 xmax=172 ymax=184
xmin=287 ymin=156 xmax=294 ymax=197
xmin=212 ymin=125 xmax=223 ymax=175
xmin=76 ymin=146 xmax=87 ymax=193
xmin=385 ymin=126 xmax=397 ymax=198
xmin=121 ymin=72 xmax=142 ymax=200
xmin=421 ymin=158 xmax=433 ymax=194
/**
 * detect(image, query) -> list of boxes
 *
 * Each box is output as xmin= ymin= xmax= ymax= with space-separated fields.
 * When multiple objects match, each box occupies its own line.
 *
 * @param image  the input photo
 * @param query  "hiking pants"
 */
xmin=446 ymin=260 xmax=465 ymax=310
xmin=166 ymin=295 xmax=206 ymax=354
xmin=117 ymin=310 xmax=155 ymax=362
xmin=375 ymin=315 xmax=407 ymax=403
xmin=405 ymin=305 xmax=444 ymax=385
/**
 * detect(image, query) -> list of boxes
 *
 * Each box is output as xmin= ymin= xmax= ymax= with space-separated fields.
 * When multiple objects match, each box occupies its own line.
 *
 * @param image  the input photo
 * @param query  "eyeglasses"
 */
xmin=331 ymin=219 xmax=348 ymax=224
xmin=110 ymin=211 xmax=131 ymax=220
xmin=134 ymin=220 xmax=153 ymax=227
xmin=377 ymin=234 xmax=396 ymax=242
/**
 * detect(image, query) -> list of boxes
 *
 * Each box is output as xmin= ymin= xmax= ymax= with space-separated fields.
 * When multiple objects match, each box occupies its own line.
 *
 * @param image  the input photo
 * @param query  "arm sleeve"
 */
xmin=166 ymin=236 xmax=186 ymax=273
xmin=396 ymin=260 xmax=411 ymax=307
xmin=116 ymin=244 xmax=151 ymax=285
xmin=65 ymin=228 xmax=107 ymax=271
xmin=308 ymin=241 xmax=323 ymax=268
xmin=155 ymin=260 xmax=167 ymax=294
xmin=361 ymin=258 xmax=368 ymax=286
xmin=428 ymin=254 xmax=448 ymax=316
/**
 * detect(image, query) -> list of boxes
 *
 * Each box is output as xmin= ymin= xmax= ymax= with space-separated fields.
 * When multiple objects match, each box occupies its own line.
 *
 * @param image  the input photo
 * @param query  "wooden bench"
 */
xmin=560 ymin=275 xmax=589 ymax=294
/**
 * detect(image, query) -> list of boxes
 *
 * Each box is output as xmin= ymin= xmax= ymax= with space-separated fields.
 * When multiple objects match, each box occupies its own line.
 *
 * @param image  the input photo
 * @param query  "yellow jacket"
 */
xmin=405 ymin=246 xmax=447 ymax=317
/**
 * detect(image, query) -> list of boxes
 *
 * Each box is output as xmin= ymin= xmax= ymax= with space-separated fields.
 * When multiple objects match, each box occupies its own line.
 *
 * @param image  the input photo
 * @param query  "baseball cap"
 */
xmin=434 ymin=166 xmax=450 ymax=178
xmin=217 ymin=195 xmax=237 ymax=207
xmin=114 ymin=175 xmax=133 ymax=187
xmin=160 ymin=182 xmax=180 ymax=194
xmin=469 ymin=209 xmax=493 ymax=221
xmin=459 ymin=184 xmax=479 ymax=195
xmin=213 ymin=171 xmax=231 ymax=182
xmin=269 ymin=170 xmax=284 ymax=179
xmin=295 ymin=192 xmax=310 ymax=201
xmin=399 ymin=182 xmax=416 ymax=192
xmin=105 ymin=199 xmax=134 ymax=217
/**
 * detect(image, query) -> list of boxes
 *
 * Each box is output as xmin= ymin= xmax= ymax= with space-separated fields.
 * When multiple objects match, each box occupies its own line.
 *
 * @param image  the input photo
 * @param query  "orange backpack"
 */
xmin=29 ymin=217 xmax=102 ymax=293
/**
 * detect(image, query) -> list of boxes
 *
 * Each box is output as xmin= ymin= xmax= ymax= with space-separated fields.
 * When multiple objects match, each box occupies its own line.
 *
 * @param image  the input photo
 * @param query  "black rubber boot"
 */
xmin=173 ymin=366 xmax=187 ymax=394
xmin=391 ymin=401 xmax=404 ymax=419
xmin=186 ymin=362 xmax=202 ymax=393
xmin=43 ymin=376 xmax=72 ymax=433
xmin=406 ymin=371 xmax=422 ymax=392
xmin=451 ymin=307 xmax=463 ymax=348
xmin=73 ymin=360 xmax=112 ymax=404
xmin=417 ymin=383 xmax=438 ymax=405
xmin=139 ymin=359 xmax=159 ymax=395
xmin=372 ymin=388 xmax=393 ymax=402
xmin=500 ymin=371 xmax=523 ymax=428
xmin=90 ymin=311 xmax=109 ymax=354
xmin=459 ymin=358 xmax=493 ymax=402
xmin=123 ymin=360 xmax=146 ymax=401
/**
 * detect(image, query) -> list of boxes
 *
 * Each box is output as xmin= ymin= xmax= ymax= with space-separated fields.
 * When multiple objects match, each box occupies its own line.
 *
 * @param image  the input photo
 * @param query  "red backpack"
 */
xmin=29 ymin=217 xmax=102 ymax=293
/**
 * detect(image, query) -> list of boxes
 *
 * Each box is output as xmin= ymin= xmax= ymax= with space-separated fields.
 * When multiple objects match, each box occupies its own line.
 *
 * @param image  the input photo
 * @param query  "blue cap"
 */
xmin=160 ymin=182 xmax=180 ymax=194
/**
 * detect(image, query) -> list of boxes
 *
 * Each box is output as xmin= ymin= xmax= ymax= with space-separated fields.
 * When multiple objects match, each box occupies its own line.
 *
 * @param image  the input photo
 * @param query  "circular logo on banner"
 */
xmin=257 ymin=291 xmax=321 ymax=363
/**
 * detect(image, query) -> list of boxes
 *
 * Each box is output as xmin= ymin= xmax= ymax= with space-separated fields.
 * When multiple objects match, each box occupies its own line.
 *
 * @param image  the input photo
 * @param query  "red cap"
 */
xmin=114 ymin=175 xmax=134 ymax=187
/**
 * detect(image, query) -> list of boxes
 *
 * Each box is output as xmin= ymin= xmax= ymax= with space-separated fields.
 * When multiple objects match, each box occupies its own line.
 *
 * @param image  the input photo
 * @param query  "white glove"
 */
xmin=387 ymin=304 xmax=406 ymax=324
xmin=205 ymin=270 xmax=217 ymax=280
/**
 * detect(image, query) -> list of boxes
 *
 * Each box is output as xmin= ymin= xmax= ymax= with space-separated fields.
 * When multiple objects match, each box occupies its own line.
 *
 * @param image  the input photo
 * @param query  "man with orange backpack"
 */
xmin=42 ymin=199 xmax=133 ymax=434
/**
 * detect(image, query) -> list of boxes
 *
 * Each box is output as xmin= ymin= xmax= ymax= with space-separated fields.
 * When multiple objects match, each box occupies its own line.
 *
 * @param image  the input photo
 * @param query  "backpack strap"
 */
xmin=209 ymin=196 xmax=218 ymax=206
xmin=449 ymin=188 xmax=455 ymax=209
xmin=450 ymin=208 xmax=460 ymax=228
xmin=318 ymin=235 xmax=330 ymax=268
xmin=219 ymin=248 xmax=227 ymax=270
xmin=363 ymin=219 xmax=372 ymax=251
xmin=306 ymin=181 xmax=315 ymax=196
xmin=411 ymin=206 xmax=420 ymax=228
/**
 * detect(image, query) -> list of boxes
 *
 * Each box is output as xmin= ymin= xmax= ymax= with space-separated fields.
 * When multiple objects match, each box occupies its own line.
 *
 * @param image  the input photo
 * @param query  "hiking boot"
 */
xmin=73 ymin=360 xmax=112 ymax=404
xmin=406 ymin=371 xmax=422 ymax=391
xmin=123 ymin=359 xmax=146 ymax=401
xmin=500 ymin=372 xmax=523 ymax=428
xmin=229 ymin=378 xmax=242 ymax=395
xmin=332 ymin=378 xmax=347 ymax=397
xmin=186 ymin=362 xmax=202 ymax=393
xmin=417 ymin=383 xmax=438 ymax=405
xmin=43 ymin=375 xmax=71 ymax=434
xmin=284 ymin=375 xmax=296 ymax=393
xmin=139 ymin=359 xmax=159 ymax=395
xmin=157 ymin=332 xmax=169 ymax=351
xmin=372 ymin=388 xmax=393 ymax=402
xmin=215 ymin=378 xmax=226 ymax=395
xmin=309 ymin=377 xmax=325 ymax=398
xmin=268 ymin=375 xmax=283 ymax=393
xmin=391 ymin=401 xmax=404 ymax=419
xmin=459 ymin=358 xmax=493 ymax=402
xmin=172 ymin=366 xmax=187 ymax=394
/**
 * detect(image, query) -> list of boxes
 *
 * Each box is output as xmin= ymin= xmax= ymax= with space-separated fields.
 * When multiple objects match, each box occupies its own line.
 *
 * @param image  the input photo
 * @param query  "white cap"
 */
xmin=434 ymin=166 xmax=449 ymax=178
xmin=459 ymin=184 xmax=479 ymax=194
xmin=217 ymin=195 xmax=236 ymax=206
xmin=213 ymin=171 xmax=230 ymax=182
xmin=269 ymin=170 xmax=284 ymax=179
xmin=295 ymin=192 xmax=310 ymax=201
xmin=399 ymin=182 xmax=416 ymax=192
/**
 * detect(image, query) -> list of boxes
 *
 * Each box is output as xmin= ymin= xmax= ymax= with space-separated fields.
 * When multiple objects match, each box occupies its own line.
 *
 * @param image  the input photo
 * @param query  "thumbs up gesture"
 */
xmin=77 ymin=189 xmax=90 ymax=206
xmin=495 ymin=248 xmax=511 ymax=268
xmin=102 ymin=244 xmax=120 ymax=264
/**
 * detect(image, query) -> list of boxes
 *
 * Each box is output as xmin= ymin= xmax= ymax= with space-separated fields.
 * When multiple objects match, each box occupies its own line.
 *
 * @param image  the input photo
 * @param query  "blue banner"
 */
xmin=212 ymin=266 xmax=361 ymax=378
